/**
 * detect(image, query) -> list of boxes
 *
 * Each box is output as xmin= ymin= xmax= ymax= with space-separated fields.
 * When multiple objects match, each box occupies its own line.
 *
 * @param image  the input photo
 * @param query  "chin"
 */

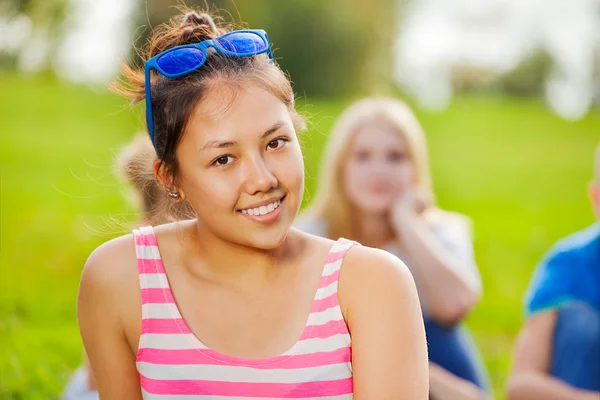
xmin=244 ymin=226 xmax=291 ymax=250
xmin=356 ymin=200 xmax=393 ymax=216
xmin=221 ymin=196 xmax=300 ymax=250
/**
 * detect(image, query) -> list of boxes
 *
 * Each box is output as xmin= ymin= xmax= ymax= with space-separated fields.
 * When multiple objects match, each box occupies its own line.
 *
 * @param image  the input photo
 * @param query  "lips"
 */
xmin=238 ymin=195 xmax=286 ymax=225
xmin=369 ymin=184 xmax=390 ymax=194
xmin=240 ymin=198 xmax=282 ymax=216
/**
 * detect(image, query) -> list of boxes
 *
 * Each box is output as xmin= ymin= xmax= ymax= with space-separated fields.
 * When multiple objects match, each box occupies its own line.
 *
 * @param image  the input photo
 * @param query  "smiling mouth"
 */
xmin=239 ymin=196 xmax=285 ymax=216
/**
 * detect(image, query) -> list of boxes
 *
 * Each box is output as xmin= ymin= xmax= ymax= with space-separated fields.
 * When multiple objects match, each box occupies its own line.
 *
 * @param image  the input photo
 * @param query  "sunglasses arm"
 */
xmin=144 ymin=62 xmax=156 ymax=147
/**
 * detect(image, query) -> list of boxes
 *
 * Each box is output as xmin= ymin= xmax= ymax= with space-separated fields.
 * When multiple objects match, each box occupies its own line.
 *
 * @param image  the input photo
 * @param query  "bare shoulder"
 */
xmin=78 ymin=233 xmax=145 ymax=397
xmin=78 ymin=232 xmax=144 ymax=348
xmin=337 ymin=245 xmax=428 ymax=399
xmin=80 ymin=233 xmax=138 ymax=291
xmin=338 ymin=245 xmax=418 ymax=316
xmin=78 ymin=233 xmax=141 ymax=333
xmin=343 ymin=244 xmax=414 ymax=285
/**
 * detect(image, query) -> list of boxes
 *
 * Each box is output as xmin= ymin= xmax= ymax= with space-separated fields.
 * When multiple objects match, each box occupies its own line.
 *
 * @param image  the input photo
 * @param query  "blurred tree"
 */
xmin=126 ymin=0 xmax=396 ymax=98
xmin=0 ymin=0 xmax=70 ymax=70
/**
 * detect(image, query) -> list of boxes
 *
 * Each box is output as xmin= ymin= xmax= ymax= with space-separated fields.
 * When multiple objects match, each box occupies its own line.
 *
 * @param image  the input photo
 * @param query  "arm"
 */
xmin=507 ymin=311 xmax=599 ymax=400
xmin=83 ymin=352 xmax=97 ymax=391
xmin=429 ymin=362 xmax=489 ymax=400
xmin=77 ymin=237 xmax=143 ymax=400
xmin=393 ymin=206 xmax=481 ymax=325
xmin=340 ymin=246 xmax=429 ymax=399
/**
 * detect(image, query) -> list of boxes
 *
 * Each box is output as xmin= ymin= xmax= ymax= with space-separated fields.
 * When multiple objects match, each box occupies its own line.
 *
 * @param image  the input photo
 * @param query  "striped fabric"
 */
xmin=133 ymin=226 xmax=356 ymax=399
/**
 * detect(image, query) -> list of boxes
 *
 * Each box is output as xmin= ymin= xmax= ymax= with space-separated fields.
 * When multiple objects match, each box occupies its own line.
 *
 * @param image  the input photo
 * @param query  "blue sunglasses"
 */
xmin=144 ymin=29 xmax=273 ymax=147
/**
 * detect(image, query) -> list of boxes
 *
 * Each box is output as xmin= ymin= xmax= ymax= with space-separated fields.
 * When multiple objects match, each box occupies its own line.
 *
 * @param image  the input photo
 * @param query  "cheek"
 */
xmin=202 ymin=178 xmax=238 ymax=206
xmin=344 ymin=160 xmax=369 ymax=186
xmin=181 ymin=169 xmax=239 ymax=216
xmin=394 ymin=162 xmax=415 ymax=189
xmin=342 ymin=161 xmax=370 ymax=205
xmin=276 ymin=145 xmax=305 ymax=195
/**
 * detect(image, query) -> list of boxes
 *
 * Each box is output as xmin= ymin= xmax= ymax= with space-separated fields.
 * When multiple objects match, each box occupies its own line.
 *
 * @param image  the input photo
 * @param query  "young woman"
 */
xmin=77 ymin=10 xmax=428 ymax=400
xmin=297 ymin=97 xmax=490 ymax=400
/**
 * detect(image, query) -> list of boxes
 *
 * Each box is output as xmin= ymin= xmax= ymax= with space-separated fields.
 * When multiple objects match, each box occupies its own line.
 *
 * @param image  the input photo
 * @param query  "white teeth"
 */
xmin=241 ymin=199 xmax=281 ymax=216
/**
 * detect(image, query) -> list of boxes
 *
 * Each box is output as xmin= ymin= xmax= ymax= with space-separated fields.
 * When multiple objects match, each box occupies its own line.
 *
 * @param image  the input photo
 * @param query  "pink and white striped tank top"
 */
xmin=134 ymin=226 xmax=356 ymax=399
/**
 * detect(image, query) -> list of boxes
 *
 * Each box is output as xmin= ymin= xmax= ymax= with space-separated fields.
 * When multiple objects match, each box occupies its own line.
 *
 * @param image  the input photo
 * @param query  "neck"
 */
xmin=180 ymin=219 xmax=300 ymax=287
xmin=354 ymin=212 xmax=394 ymax=248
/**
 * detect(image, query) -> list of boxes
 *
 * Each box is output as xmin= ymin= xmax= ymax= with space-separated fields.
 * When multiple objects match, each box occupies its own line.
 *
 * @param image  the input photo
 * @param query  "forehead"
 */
xmin=185 ymin=82 xmax=292 ymax=144
xmin=351 ymin=123 xmax=407 ymax=150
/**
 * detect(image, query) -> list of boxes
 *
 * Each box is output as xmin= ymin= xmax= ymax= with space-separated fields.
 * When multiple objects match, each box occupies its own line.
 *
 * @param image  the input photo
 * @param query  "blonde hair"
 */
xmin=305 ymin=97 xmax=436 ymax=241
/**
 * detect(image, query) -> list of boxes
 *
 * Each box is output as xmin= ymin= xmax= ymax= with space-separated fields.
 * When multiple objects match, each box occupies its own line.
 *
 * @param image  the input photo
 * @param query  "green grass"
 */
xmin=1 ymin=72 xmax=598 ymax=399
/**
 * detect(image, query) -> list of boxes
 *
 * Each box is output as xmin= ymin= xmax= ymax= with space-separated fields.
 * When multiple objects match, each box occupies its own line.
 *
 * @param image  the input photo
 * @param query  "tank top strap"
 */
xmin=133 ymin=226 xmax=182 ymax=363
xmin=305 ymin=238 xmax=358 ymax=332
xmin=319 ymin=238 xmax=358 ymax=287
xmin=133 ymin=226 xmax=166 ymax=275
xmin=132 ymin=225 xmax=177 ymax=306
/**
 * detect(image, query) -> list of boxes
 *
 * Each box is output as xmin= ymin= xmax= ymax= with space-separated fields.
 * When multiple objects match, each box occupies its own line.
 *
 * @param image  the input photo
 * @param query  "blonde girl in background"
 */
xmin=297 ymin=97 xmax=490 ymax=400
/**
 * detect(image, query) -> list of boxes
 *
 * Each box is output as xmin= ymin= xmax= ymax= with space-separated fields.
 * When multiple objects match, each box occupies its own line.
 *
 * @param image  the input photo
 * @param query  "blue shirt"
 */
xmin=525 ymin=223 xmax=600 ymax=315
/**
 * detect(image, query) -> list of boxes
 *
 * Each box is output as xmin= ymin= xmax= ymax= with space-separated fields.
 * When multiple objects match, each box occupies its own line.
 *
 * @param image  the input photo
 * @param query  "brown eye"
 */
xmin=267 ymin=138 xmax=286 ymax=150
xmin=388 ymin=151 xmax=407 ymax=162
xmin=355 ymin=151 xmax=370 ymax=162
xmin=213 ymin=155 xmax=233 ymax=166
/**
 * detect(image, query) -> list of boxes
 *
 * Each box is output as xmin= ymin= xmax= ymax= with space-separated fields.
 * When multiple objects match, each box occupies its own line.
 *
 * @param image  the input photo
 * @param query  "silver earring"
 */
xmin=167 ymin=191 xmax=180 ymax=199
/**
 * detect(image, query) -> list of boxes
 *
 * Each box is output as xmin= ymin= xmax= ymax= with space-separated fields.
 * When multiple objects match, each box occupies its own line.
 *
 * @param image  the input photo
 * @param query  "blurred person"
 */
xmin=62 ymin=134 xmax=194 ymax=400
xmin=297 ymin=97 xmax=490 ymax=400
xmin=507 ymin=143 xmax=600 ymax=400
xmin=77 ymin=9 xmax=429 ymax=399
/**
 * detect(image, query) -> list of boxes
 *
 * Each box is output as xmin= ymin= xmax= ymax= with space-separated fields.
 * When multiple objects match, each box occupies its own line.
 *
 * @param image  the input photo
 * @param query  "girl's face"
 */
xmin=174 ymin=83 xmax=304 ymax=249
xmin=342 ymin=123 xmax=415 ymax=215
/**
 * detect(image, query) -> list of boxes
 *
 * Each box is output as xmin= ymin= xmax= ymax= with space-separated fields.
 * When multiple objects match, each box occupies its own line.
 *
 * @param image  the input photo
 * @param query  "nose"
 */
xmin=243 ymin=154 xmax=278 ymax=195
xmin=369 ymin=155 xmax=392 ymax=176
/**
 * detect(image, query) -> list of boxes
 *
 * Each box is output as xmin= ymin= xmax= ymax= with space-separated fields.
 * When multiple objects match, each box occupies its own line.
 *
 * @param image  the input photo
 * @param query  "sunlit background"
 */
xmin=1 ymin=0 xmax=599 ymax=398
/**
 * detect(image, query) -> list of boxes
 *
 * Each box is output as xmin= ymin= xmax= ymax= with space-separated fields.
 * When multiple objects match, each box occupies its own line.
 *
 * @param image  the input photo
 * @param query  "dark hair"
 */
xmin=111 ymin=8 xmax=304 ymax=190
xmin=115 ymin=133 xmax=195 ymax=225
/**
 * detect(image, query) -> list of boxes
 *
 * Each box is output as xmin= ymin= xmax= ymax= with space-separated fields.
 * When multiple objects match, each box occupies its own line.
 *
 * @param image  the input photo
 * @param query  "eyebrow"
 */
xmin=199 ymin=121 xmax=287 ymax=152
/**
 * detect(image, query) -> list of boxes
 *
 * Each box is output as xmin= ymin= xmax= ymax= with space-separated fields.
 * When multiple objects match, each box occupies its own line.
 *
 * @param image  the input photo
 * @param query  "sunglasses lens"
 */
xmin=157 ymin=48 xmax=205 ymax=75
xmin=217 ymin=32 xmax=267 ymax=54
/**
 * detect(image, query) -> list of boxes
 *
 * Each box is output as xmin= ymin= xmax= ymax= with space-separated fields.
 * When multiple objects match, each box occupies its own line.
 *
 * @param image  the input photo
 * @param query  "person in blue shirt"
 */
xmin=507 ymin=143 xmax=600 ymax=400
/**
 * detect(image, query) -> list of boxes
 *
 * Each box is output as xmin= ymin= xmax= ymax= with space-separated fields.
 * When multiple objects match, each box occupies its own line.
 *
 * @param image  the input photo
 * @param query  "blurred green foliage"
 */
xmin=1 ymin=0 xmax=70 ymax=32
xmin=3 ymin=0 xmax=583 ymax=99
xmin=1 ymin=73 xmax=598 ymax=399
xmin=0 ymin=0 xmax=71 ymax=70
xmin=125 ymin=0 xmax=395 ymax=98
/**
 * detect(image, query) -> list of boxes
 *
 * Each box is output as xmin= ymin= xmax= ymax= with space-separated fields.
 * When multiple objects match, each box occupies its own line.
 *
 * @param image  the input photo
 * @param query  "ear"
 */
xmin=588 ymin=181 xmax=600 ymax=219
xmin=153 ymin=159 xmax=169 ymax=188
xmin=153 ymin=160 xmax=186 ymax=201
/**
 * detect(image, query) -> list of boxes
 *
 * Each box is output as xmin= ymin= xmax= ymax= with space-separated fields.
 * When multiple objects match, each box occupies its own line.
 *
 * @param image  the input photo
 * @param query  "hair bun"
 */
xmin=179 ymin=12 xmax=220 ymax=43
xmin=181 ymin=12 xmax=219 ymax=32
